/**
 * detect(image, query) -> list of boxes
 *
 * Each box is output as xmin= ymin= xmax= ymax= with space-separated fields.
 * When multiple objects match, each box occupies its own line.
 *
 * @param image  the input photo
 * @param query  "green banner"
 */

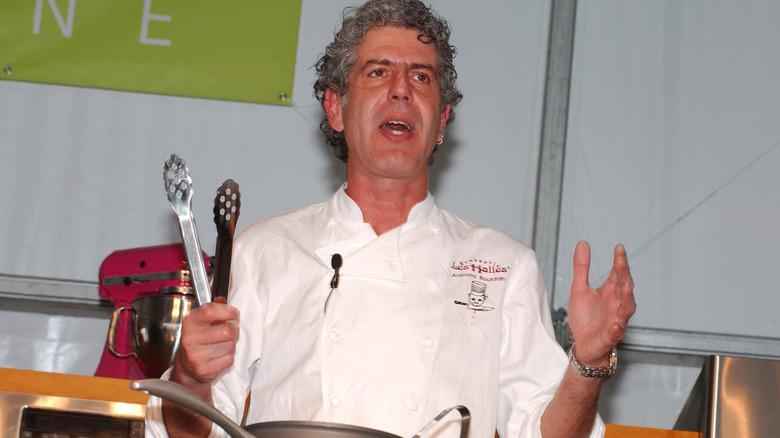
xmin=1 ymin=0 xmax=302 ymax=105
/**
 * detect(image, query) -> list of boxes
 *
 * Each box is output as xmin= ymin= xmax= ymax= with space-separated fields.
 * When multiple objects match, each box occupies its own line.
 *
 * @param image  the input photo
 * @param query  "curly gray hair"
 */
xmin=313 ymin=0 xmax=463 ymax=163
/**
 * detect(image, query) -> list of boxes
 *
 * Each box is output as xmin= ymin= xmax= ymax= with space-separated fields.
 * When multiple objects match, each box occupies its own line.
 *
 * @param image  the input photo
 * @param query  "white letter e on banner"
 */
xmin=140 ymin=0 xmax=171 ymax=46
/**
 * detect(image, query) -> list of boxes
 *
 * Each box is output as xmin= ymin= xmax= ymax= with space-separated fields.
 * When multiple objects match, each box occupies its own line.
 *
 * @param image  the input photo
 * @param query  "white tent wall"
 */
xmin=557 ymin=0 xmax=780 ymax=337
xmin=556 ymin=0 xmax=780 ymax=428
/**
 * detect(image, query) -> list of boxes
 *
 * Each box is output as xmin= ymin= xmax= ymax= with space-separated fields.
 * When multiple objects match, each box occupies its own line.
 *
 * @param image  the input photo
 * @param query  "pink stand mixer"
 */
xmin=94 ymin=243 xmax=211 ymax=380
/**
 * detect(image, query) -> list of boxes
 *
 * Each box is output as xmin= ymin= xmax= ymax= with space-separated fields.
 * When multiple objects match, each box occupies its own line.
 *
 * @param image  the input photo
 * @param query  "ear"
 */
xmin=323 ymin=88 xmax=345 ymax=133
xmin=438 ymin=103 xmax=451 ymax=138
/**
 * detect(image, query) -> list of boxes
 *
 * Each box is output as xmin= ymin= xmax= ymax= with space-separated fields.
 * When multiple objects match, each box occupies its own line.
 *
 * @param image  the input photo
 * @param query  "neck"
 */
xmin=345 ymin=172 xmax=429 ymax=236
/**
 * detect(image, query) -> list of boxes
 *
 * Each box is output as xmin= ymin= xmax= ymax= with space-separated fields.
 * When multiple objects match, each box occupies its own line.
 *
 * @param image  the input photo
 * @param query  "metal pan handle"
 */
xmin=131 ymin=379 xmax=255 ymax=438
xmin=411 ymin=405 xmax=470 ymax=438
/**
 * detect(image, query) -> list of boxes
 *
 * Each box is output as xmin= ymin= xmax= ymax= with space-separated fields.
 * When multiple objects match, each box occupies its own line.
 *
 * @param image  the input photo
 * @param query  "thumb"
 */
xmin=572 ymin=241 xmax=592 ymax=290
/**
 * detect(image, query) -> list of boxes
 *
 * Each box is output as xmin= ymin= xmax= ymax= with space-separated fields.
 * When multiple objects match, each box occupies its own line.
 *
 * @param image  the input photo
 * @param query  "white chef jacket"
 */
xmin=145 ymin=186 xmax=605 ymax=437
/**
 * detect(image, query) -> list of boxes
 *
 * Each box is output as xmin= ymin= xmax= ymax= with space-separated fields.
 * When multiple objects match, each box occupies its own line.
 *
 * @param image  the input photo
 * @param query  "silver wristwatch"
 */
xmin=568 ymin=344 xmax=617 ymax=378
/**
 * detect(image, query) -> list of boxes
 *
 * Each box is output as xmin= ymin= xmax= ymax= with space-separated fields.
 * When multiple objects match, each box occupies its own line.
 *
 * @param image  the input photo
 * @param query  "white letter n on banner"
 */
xmin=33 ymin=0 xmax=76 ymax=37
xmin=140 ymin=0 xmax=172 ymax=46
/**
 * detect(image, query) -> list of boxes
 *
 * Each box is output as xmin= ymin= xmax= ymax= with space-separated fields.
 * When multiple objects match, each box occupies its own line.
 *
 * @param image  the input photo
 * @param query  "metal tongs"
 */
xmin=212 ymin=179 xmax=240 ymax=300
xmin=163 ymin=154 xmax=211 ymax=305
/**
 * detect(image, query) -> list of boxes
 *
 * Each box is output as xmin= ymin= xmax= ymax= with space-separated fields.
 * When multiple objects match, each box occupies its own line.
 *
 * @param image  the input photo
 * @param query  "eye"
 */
xmin=412 ymin=72 xmax=430 ymax=83
xmin=368 ymin=68 xmax=387 ymax=78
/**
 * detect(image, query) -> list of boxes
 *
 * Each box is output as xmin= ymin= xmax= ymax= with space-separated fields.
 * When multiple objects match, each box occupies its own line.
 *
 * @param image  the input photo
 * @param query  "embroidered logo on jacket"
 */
xmin=454 ymin=280 xmax=495 ymax=312
xmin=451 ymin=259 xmax=509 ymax=278
xmin=450 ymin=259 xmax=508 ymax=315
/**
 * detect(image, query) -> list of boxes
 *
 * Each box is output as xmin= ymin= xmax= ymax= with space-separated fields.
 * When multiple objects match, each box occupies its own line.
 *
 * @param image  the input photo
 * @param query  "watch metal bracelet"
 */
xmin=568 ymin=344 xmax=617 ymax=378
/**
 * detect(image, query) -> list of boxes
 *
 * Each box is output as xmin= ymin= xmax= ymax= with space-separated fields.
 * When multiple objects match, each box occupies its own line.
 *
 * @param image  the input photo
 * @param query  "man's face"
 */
xmin=324 ymin=26 xmax=451 ymax=183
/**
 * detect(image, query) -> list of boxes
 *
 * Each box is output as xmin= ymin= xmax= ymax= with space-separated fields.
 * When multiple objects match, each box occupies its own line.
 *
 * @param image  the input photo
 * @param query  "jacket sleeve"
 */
xmin=143 ymin=368 xmax=229 ymax=438
xmin=496 ymin=248 xmax=605 ymax=437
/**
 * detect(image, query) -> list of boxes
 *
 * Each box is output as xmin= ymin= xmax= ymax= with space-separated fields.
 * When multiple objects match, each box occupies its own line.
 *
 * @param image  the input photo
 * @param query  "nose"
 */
xmin=388 ymin=73 xmax=411 ymax=103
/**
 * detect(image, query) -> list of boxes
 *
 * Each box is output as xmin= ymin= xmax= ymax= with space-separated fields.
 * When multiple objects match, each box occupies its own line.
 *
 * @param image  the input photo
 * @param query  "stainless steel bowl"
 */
xmin=108 ymin=292 xmax=196 ymax=372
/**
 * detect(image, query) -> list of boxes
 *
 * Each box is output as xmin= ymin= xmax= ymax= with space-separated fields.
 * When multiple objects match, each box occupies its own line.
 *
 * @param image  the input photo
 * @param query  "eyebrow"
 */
xmin=360 ymin=58 xmax=437 ymax=73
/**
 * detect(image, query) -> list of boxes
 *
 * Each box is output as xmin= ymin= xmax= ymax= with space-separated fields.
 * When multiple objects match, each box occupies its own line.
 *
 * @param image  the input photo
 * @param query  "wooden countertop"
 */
xmin=606 ymin=424 xmax=700 ymax=437
xmin=0 ymin=367 xmax=148 ymax=405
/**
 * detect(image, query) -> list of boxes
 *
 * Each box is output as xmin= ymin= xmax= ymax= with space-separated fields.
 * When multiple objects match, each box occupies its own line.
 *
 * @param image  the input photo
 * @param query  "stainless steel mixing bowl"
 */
xmin=108 ymin=289 xmax=196 ymax=372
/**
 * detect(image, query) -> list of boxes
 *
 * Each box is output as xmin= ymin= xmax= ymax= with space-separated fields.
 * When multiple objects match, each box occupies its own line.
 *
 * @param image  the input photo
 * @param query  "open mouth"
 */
xmin=381 ymin=120 xmax=412 ymax=136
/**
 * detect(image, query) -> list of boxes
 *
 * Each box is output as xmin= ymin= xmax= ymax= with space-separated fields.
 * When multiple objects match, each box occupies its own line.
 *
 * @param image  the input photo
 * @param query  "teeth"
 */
xmin=387 ymin=120 xmax=410 ymax=129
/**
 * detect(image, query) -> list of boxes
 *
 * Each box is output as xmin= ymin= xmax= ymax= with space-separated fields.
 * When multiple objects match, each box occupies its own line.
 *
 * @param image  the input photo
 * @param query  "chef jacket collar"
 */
xmin=314 ymin=183 xmax=436 ymax=283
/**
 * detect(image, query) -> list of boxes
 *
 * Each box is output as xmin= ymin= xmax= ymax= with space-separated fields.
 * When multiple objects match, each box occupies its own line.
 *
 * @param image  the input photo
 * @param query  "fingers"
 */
xmin=187 ymin=299 xmax=240 ymax=326
xmin=612 ymin=243 xmax=632 ymax=280
xmin=181 ymin=313 xmax=240 ymax=350
xmin=181 ymin=302 xmax=240 ymax=351
xmin=571 ymin=240 xmax=592 ymax=290
xmin=176 ymin=301 xmax=241 ymax=384
xmin=606 ymin=244 xmax=636 ymax=343
xmin=612 ymin=243 xmax=636 ymax=310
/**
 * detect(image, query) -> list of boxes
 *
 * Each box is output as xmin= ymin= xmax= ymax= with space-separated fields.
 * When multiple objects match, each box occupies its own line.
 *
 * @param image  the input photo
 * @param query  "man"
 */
xmin=145 ymin=1 xmax=635 ymax=437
